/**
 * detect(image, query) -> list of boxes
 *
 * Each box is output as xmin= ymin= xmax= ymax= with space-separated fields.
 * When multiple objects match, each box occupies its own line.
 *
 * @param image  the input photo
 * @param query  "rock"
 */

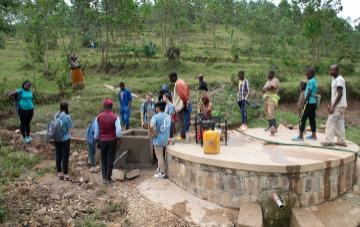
xmin=35 ymin=207 xmax=47 ymax=215
xmin=89 ymin=166 xmax=101 ymax=173
xmin=77 ymin=161 xmax=86 ymax=166
xmin=125 ymin=169 xmax=140 ymax=180
xmin=71 ymin=151 xmax=79 ymax=159
xmin=113 ymin=169 xmax=125 ymax=181
xmin=83 ymin=181 xmax=95 ymax=190
xmin=67 ymin=218 xmax=75 ymax=227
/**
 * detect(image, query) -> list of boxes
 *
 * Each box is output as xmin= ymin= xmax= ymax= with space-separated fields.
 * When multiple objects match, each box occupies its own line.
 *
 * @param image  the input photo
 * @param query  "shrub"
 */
xmin=143 ymin=41 xmax=157 ymax=59
xmin=230 ymin=44 xmax=240 ymax=61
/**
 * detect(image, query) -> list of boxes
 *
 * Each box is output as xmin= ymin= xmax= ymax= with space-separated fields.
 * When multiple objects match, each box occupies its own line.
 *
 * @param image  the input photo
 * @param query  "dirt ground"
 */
xmin=0 ymin=129 xmax=191 ymax=227
xmin=279 ymin=100 xmax=360 ymax=127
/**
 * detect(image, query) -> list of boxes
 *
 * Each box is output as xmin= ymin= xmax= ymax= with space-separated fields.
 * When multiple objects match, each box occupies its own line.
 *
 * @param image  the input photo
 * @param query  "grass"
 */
xmin=0 ymin=140 xmax=42 ymax=223
xmin=105 ymin=200 xmax=128 ymax=215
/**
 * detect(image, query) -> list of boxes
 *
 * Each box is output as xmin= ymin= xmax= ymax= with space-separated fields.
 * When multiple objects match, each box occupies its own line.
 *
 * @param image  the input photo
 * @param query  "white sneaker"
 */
xmin=155 ymin=168 xmax=160 ymax=174
xmin=154 ymin=172 xmax=166 ymax=179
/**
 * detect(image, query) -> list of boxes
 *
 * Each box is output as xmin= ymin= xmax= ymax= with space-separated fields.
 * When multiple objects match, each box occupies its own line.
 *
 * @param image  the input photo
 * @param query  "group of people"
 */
xmin=9 ymin=63 xmax=348 ymax=183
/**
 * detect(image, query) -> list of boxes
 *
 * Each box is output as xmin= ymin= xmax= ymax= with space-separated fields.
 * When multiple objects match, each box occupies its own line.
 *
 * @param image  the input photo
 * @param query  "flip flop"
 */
xmin=291 ymin=136 xmax=304 ymax=142
xmin=305 ymin=135 xmax=317 ymax=140
xmin=63 ymin=175 xmax=71 ymax=181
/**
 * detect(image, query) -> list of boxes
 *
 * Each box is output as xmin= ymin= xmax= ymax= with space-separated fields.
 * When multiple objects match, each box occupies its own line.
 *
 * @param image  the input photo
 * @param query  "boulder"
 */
xmin=125 ymin=169 xmax=140 ymax=180
xmin=113 ymin=169 xmax=125 ymax=181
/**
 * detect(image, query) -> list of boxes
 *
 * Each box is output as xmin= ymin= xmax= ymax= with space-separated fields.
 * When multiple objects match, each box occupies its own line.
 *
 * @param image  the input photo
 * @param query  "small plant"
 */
xmin=105 ymin=199 xmax=128 ymax=215
xmin=143 ymin=41 xmax=157 ymax=60
xmin=56 ymin=73 xmax=69 ymax=95
xmin=230 ymin=44 xmax=240 ymax=61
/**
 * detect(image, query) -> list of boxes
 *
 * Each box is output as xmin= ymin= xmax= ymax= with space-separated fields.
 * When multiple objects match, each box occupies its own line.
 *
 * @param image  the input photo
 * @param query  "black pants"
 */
xmin=99 ymin=140 xmax=117 ymax=181
xmin=177 ymin=108 xmax=186 ymax=139
xmin=55 ymin=139 xmax=70 ymax=174
xmin=237 ymin=100 xmax=247 ymax=124
xmin=300 ymin=103 xmax=317 ymax=132
xmin=18 ymin=107 xmax=34 ymax=138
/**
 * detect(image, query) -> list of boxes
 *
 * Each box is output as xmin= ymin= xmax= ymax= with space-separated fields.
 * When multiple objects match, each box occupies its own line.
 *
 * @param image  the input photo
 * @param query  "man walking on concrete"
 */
xmin=94 ymin=99 xmax=122 ymax=184
xmin=322 ymin=64 xmax=347 ymax=147
xmin=118 ymin=82 xmax=132 ymax=130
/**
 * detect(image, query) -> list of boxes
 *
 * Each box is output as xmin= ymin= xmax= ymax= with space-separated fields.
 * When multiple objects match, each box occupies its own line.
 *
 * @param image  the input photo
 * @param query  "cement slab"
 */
xmin=290 ymin=208 xmax=325 ymax=227
xmin=237 ymin=202 xmax=263 ymax=227
xmin=167 ymin=131 xmax=356 ymax=173
xmin=240 ymin=127 xmax=359 ymax=154
xmin=137 ymin=177 xmax=237 ymax=226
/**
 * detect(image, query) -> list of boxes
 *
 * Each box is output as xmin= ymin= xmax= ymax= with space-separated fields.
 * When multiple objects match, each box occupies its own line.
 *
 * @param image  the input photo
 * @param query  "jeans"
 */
xmin=18 ymin=107 xmax=34 ymax=138
xmin=237 ymin=100 xmax=247 ymax=124
xmin=120 ymin=106 xmax=131 ymax=130
xmin=87 ymin=143 xmax=96 ymax=166
xmin=300 ymin=103 xmax=317 ymax=132
xmin=55 ymin=139 xmax=70 ymax=174
xmin=99 ymin=140 xmax=117 ymax=181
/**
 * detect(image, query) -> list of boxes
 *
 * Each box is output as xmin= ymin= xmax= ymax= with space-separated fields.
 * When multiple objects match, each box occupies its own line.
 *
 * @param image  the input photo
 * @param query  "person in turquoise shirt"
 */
xmin=54 ymin=101 xmax=73 ymax=181
xmin=9 ymin=80 xmax=34 ymax=144
xmin=292 ymin=68 xmax=318 ymax=141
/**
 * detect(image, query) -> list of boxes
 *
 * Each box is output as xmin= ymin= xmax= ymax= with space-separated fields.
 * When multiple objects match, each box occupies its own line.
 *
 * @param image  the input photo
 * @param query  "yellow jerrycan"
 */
xmin=203 ymin=130 xmax=220 ymax=154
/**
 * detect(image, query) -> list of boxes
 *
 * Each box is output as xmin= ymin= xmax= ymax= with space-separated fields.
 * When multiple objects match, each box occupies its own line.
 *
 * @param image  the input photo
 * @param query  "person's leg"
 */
xmin=26 ymin=109 xmax=34 ymax=137
xmin=264 ymin=99 xmax=271 ymax=130
xmin=268 ymin=100 xmax=276 ymax=128
xmin=178 ymin=109 xmax=186 ymax=139
xmin=335 ymin=108 xmax=346 ymax=144
xmin=239 ymin=100 xmax=246 ymax=124
xmin=170 ymin=122 xmax=174 ymax=138
xmin=55 ymin=142 xmax=62 ymax=174
xmin=106 ymin=140 xmax=117 ymax=181
xmin=154 ymin=146 xmax=166 ymax=174
xmin=62 ymin=140 xmax=70 ymax=176
xmin=324 ymin=113 xmax=337 ymax=144
xmin=17 ymin=107 xmax=27 ymax=139
xmin=308 ymin=104 xmax=317 ymax=138
xmin=99 ymin=142 xmax=108 ymax=180
xmin=299 ymin=104 xmax=310 ymax=138
xmin=124 ymin=107 xmax=130 ymax=130
xmin=88 ymin=143 xmax=96 ymax=166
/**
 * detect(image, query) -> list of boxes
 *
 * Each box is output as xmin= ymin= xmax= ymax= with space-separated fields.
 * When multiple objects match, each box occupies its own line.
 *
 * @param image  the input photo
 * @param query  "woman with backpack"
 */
xmin=8 ymin=80 xmax=34 ymax=144
xmin=54 ymin=101 xmax=73 ymax=181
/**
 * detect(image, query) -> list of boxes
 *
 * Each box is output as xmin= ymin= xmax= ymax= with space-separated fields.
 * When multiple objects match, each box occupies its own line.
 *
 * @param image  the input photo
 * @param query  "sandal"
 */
xmin=292 ymin=135 xmax=304 ymax=142
xmin=57 ymin=173 xmax=64 ymax=180
xmin=63 ymin=175 xmax=71 ymax=181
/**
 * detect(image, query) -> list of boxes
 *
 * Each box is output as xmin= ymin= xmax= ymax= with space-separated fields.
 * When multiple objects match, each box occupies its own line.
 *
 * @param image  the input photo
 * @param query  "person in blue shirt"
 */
xmin=54 ymin=101 xmax=73 ymax=181
xmin=9 ymin=80 xmax=34 ymax=144
xmin=163 ymin=93 xmax=175 ymax=138
xmin=118 ymin=82 xmax=132 ymax=130
xmin=86 ymin=117 xmax=97 ymax=167
xmin=292 ymin=68 xmax=318 ymax=141
xmin=150 ymin=102 xmax=171 ymax=179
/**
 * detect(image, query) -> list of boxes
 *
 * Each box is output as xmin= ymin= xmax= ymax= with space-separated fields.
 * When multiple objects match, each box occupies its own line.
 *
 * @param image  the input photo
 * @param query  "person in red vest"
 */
xmin=168 ymin=72 xmax=190 ymax=139
xmin=94 ymin=98 xmax=121 ymax=184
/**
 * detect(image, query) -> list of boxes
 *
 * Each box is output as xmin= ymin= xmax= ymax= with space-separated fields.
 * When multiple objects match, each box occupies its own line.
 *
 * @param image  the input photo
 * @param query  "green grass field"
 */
xmin=1 ymin=27 xmax=359 ymax=143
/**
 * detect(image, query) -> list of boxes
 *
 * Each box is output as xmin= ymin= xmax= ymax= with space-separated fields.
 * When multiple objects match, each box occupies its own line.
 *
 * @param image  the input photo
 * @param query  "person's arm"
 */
xmin=128 ymin=90 xmax=132 ymax=108
xmin=94 ymin=117 xmax=99 ymax=140
xmin=329 ymin=87 xmax=343 ymax=114
xmin=8 ymin=90 xmax=18 ymax=98
xmin=115 ymin=116 xmax=121 ymax=138
xmin=245 ymin=81 xmax=250 ymax=100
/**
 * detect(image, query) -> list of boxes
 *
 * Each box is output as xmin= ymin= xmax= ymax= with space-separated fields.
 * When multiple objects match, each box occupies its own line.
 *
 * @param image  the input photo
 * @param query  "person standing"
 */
xmin=9 ymin=80 xmax=34 ymax=144
xmin=118 ymin=82 xmax=132 ymax=130
xmin=158 ymin=84 xmax=172 ymax=102
xmin=86 ymin=117 xmax=97 ymax=167
xmin=168 ymin=72 xmax=190 ymax=140
xmin=262 ymin=70 xmax=280 ymax=135
xmin=322 ymin=65 xmax=347 ymax=147
xmin=197 ymin=74 xmax=208 ymax=113
xmin=292 ymin=68 xmax=318 ymax=141
xmin=54 ymin=101 xmax=73 ymax=181
xmin=150 ymin=102 xmax=171 ymax=178
xmin=140 ymin=93 xmax=155 ymax=129
xmin=69 ymin=56 xmax=85 ymax=89
xmin=94 ymin=99 xmax=121 ymax=184
xmin=237 ymin=71 xmax=250 ymax=131
xmin=163 ymin=93 xmax=175 ymax=138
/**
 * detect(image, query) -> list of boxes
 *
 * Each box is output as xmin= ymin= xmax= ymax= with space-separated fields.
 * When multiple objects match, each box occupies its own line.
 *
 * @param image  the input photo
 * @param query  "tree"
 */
xmin=205 ymin=0 xmax=222 ymax=48
xmin=0 ymin=0 xmax=20 ymax=48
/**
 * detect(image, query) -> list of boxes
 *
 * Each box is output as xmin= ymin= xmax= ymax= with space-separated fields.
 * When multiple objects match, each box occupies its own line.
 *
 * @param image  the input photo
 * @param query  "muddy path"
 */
xmin=0 ymin=129 xmax=191 ymax=227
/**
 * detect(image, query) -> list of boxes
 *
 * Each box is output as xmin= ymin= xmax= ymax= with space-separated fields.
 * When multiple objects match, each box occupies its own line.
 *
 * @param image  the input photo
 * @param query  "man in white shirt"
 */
xmin=322 ymin=64 xmax=347 ymax=147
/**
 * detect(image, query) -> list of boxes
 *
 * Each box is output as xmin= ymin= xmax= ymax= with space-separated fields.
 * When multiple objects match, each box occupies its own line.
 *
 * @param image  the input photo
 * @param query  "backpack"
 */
xmin=47 ymin=113 xmax=64 ymax=142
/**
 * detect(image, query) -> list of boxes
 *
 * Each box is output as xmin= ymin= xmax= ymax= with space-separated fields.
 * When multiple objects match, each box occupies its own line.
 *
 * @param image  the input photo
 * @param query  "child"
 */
xmin=262 ymin=70 xmax=280 ymax=135
xmin=293 ymin=68 xmax=318 ymax=141
xmin=86 ymin=117 xmax=97 ymax=167
xmin=54 ymin=101 xmax=73 ymax=181
xmin=140 ymin=93 xmax=155 ymax=129
xmin=237 ymin=71 xmax=250 ymax=131
xmin=297 ymin=81 xmax=307 ymax=118
xmin=150 ymin=102 xmax=171 ymax=178
xmin=199 ymin=95 xmax=212 ymax=120
xmin=163 ymin=93 xmax=175 ymax=138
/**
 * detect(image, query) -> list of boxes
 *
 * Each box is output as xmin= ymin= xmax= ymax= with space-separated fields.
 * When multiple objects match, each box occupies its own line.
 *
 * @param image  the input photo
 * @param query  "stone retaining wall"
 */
xmin=166 ymin=153 xmax=357 ymax=208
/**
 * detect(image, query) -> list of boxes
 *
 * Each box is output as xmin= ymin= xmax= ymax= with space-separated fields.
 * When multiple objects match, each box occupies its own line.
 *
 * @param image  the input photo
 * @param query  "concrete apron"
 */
xmin=137 ymin=177 xmax=238 ymax=226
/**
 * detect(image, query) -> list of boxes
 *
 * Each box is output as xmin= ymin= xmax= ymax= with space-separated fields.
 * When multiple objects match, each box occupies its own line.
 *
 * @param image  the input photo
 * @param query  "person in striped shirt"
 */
xmin=237 ymin=71 xmax=250 ymax=131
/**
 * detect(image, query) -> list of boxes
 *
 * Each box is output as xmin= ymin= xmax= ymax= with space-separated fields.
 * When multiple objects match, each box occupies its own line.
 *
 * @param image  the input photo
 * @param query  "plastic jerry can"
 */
xmin=203 ymin=130 xmax=220 ymax=154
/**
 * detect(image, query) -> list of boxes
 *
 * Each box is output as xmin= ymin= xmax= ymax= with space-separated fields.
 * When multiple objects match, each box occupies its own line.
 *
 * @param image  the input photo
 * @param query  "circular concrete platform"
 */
xmin=166 ymin=128 xmax=359 ymax=208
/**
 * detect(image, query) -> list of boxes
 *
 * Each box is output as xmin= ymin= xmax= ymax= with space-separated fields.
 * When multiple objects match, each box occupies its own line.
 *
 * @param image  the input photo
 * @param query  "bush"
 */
xmin=143 ymin=41 xmax=157 ymax=59
xmin=230 ymin=44 xmax=240 ymax=61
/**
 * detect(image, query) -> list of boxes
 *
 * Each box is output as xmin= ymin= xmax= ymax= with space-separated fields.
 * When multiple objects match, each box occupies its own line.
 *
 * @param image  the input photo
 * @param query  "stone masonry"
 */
xmin=166 ymin=153 xmax=357 ymax=208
